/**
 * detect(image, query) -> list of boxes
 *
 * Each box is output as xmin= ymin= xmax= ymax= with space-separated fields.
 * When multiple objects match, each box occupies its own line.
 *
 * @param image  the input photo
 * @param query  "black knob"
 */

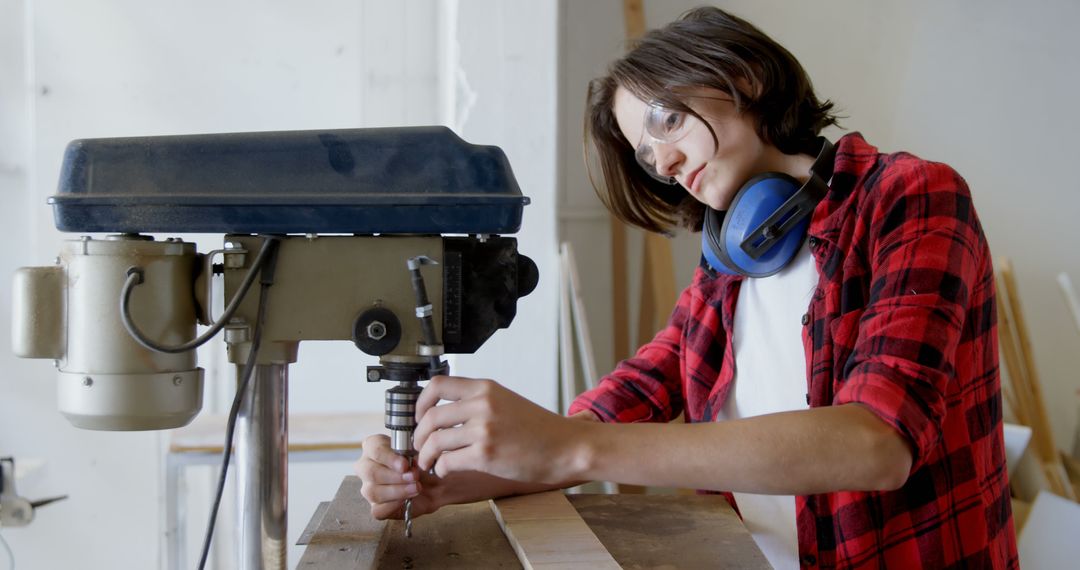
xmin=352 ymin=306 xmax=402 ymax=356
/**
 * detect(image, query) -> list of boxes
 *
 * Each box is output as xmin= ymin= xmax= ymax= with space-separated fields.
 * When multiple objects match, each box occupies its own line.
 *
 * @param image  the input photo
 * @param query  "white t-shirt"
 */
xmin=717 ymin=240 xmax=819 ymax=569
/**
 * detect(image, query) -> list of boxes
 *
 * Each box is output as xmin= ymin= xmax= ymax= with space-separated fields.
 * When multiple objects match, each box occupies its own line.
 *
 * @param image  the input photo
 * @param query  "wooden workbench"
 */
xmin=298 ymin=477 xmax=770 ymax=569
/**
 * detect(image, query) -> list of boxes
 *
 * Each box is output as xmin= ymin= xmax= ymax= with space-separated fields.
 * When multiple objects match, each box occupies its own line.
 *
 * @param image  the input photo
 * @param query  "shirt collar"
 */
xmin=809 ymin=132 xmax=880 ymax=242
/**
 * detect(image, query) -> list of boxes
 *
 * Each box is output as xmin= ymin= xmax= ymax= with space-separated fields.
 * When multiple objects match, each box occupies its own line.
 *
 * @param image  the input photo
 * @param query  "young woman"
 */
xmin=356 ymin=7 xmax=1017 ymax=568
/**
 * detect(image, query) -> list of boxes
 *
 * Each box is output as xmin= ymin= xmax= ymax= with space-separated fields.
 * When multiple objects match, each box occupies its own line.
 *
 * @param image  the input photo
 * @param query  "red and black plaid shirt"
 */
xmin=570 ymin=133 xmax=1018 ymax=568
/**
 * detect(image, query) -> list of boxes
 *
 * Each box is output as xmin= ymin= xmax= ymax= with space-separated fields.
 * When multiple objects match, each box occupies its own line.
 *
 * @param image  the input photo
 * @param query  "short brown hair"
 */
xmin=585 ymin=6 xmax=839 ymax=233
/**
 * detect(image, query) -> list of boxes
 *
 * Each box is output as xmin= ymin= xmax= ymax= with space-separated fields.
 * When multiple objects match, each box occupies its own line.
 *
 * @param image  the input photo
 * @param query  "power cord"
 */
xmin=0 ymin=529 xmax=13 ymax=570
xmin=196 ymin=236 xmax=280 ymax=570
xmin=120 ymin=237 xmax=280 ymax=354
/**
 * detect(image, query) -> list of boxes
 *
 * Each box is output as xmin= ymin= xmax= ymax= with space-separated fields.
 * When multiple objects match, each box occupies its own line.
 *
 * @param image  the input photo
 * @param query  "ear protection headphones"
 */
xmin=701 ymin=137 xmax=835 ymax=278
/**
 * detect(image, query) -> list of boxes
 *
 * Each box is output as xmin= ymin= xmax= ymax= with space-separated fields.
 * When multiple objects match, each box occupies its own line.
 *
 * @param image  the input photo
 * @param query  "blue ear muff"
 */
xmin=702 ymin=174 xmax=808 ymax=277
xmin=701 ymin=138 xmax=835 ymax=278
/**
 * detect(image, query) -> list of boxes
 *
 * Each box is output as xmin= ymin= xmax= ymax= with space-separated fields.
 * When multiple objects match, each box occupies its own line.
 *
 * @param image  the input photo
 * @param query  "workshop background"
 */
xmin=1 ymin=0 xmax=1078 ymax=568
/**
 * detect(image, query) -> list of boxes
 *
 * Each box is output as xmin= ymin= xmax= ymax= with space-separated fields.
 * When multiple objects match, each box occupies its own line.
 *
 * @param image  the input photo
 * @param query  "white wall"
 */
xmin=0 ymin=1 xmax=558 ymax=568
xmin=558 ymin=0 xmax=1080 ymax=453
xmin=441 ymin=0 xmax=559 ymax=409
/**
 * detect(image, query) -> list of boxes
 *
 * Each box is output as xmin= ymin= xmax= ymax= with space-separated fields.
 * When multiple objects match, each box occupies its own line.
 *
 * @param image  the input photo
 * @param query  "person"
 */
xmin=355 ymin=7 xmax=1017 ymax=568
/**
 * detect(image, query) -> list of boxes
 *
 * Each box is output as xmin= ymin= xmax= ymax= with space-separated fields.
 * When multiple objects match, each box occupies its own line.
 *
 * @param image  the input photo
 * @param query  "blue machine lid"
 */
xmin=50 ymin=126 xmax=529 ymax=234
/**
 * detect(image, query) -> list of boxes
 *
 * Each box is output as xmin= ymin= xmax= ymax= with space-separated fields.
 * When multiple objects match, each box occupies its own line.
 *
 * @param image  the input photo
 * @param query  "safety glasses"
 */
xmin=633 ymin=102 xmax=697 ymax=184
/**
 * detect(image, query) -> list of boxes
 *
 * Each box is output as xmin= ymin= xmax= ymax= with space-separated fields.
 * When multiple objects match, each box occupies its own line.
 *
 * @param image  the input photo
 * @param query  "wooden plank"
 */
xmin=1057 ymin=272 xmax=1080 ymax=335
xmin=623 ymin=0 xmax=646 ymax=39
xmin=635 ymin=241 xmax=657 ymax=349
xmin=1043 ymin=462 xmax=1073 ymax=501
xmin=996 ymin=290 xmax=1034 ymax=427
xmin=490 ymin=491 xmax=621 ymax=569
xmin=564 ymin=242 xmax=599 ymax=389
xmin=997 ymin=258 xmax=1076 ymax=501
xmin=610 ymin=0 xmax=645 ymax=368
xmin=297 ymin=477 xmax=392 ymax=569
xmin=636 ymin=234 xmax=677 ymax=346
xmin=297 ymin=501 xmax=330 ymax=545
xmin=559 ymin=241 xmax=601 ymax=413
xmin=645 ymin=233 xmax=677 ymax=326
xmin=378 ymin=502 xmax=521 ymax=568
xmin=570 ymin=494 xmax=771 ymax=569
xmin=1011 ymin=498 xmax=1032 ymax=533
xmin=999 ymin=259 xmax=1058 ymax=463
xmin=559 ymin=243 xmax=578 ymax=414
xmin=611 ymin=217 xmax=630 ymax=364
xmin=300 ymin=476 xmax=520 ymax=569
xmin=1063 ymin=453 xmax=1080 ymax=498
xmin=301 ymin=478 xmax=770 ymax=568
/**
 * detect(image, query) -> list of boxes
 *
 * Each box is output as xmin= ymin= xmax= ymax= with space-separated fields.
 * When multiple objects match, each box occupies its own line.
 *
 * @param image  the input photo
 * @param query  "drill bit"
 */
xmin=404 ymin=457 xmax=414 ymax=538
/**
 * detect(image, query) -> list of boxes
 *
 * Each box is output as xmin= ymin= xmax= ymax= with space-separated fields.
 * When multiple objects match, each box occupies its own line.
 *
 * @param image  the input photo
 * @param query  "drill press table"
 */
xmin=298 ymin=476 xmax=770 ymax=569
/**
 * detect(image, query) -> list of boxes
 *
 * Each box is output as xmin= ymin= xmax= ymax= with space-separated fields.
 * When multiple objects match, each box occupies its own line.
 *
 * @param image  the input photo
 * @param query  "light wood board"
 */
xmin=490 ymin=491 xmax=620 ymax=569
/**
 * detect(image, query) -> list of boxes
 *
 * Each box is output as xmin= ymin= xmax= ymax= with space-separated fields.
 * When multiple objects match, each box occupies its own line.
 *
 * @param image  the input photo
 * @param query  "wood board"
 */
xmin=298 ymin=477 xmax=771 ymax=569
xmin=299 ymin=476 xmax=520 ymax=569
xmin=490 ymin=491 xmax=620 ymax=569
xmin=996 ymin=258 xmax=1077 ymax=500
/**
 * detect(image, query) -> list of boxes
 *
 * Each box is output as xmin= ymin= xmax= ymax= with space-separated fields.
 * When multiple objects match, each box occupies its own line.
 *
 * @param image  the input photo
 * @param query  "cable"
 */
xmin=0 ymin=529 xmax=13 ymax=570
xmin=196 ymin=237 xmax=280 ymax=570
xmin=120 ymin=237 xmax=280 ymax=354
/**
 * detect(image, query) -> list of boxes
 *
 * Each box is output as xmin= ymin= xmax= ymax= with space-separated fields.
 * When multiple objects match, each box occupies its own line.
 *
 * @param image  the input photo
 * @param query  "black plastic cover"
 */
xmin=50 ymin=126 xmax=529 ymax=234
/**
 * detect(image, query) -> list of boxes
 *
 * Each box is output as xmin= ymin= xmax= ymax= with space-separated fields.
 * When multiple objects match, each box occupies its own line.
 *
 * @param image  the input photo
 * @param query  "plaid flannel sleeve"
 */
xmin=568 ymin=285 xmax=691 ymax=423
xmin=832 ymin=160 xmax=986 ymax=471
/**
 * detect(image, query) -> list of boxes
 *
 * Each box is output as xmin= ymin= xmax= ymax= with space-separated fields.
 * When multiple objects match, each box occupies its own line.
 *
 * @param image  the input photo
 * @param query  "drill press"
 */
xmin=11 ymin=127 xmax=538 ymax=569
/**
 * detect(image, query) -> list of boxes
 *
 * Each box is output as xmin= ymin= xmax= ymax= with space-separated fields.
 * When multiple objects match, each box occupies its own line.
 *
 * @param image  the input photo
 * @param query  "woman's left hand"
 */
xmin=412 ymin=375 xmax=589 ymax=485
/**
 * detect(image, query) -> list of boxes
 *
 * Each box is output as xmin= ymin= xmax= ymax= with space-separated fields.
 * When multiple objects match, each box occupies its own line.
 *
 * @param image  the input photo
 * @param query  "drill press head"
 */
xmin=12 ymin=127 xmax=537 ymax=431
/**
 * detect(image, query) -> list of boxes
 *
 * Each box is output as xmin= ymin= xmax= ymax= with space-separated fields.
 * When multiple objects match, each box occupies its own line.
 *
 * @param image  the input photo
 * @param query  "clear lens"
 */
xmin=644 ymin=106 xmax=688 ymax=141
xmin=634 ymin=143 xmax=676 ymax=184
xmin=634 ymin=102 xmax=689 ymax=185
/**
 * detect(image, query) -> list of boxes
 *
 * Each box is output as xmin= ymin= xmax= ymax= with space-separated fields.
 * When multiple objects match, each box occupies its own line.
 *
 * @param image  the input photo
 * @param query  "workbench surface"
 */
xmin=298 ymin=476 xmax=770 ymax=569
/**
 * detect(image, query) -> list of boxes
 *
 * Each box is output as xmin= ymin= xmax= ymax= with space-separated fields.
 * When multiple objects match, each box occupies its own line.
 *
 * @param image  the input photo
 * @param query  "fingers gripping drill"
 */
xmin=385 ymin=255 xmax=448 ymax=537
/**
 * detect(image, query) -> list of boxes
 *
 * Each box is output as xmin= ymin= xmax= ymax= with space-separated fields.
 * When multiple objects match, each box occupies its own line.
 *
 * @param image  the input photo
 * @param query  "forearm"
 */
xmin=489 ymin=410 xmax=598 ymax=495
xmin=429 ymin=410 xmax=598 ymax=507
xmin=570 ymin=403 xmax=912 ymax=494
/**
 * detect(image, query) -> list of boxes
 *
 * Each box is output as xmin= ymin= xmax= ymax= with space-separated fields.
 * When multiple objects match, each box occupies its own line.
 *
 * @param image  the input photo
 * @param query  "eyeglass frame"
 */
xmin=632 ymin=95 xmax=734 ymax=186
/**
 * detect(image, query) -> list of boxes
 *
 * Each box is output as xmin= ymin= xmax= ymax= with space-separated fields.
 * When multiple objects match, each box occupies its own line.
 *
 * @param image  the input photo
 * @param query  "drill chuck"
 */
xmin=385 ymin=382 xmax=423 ymax=456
